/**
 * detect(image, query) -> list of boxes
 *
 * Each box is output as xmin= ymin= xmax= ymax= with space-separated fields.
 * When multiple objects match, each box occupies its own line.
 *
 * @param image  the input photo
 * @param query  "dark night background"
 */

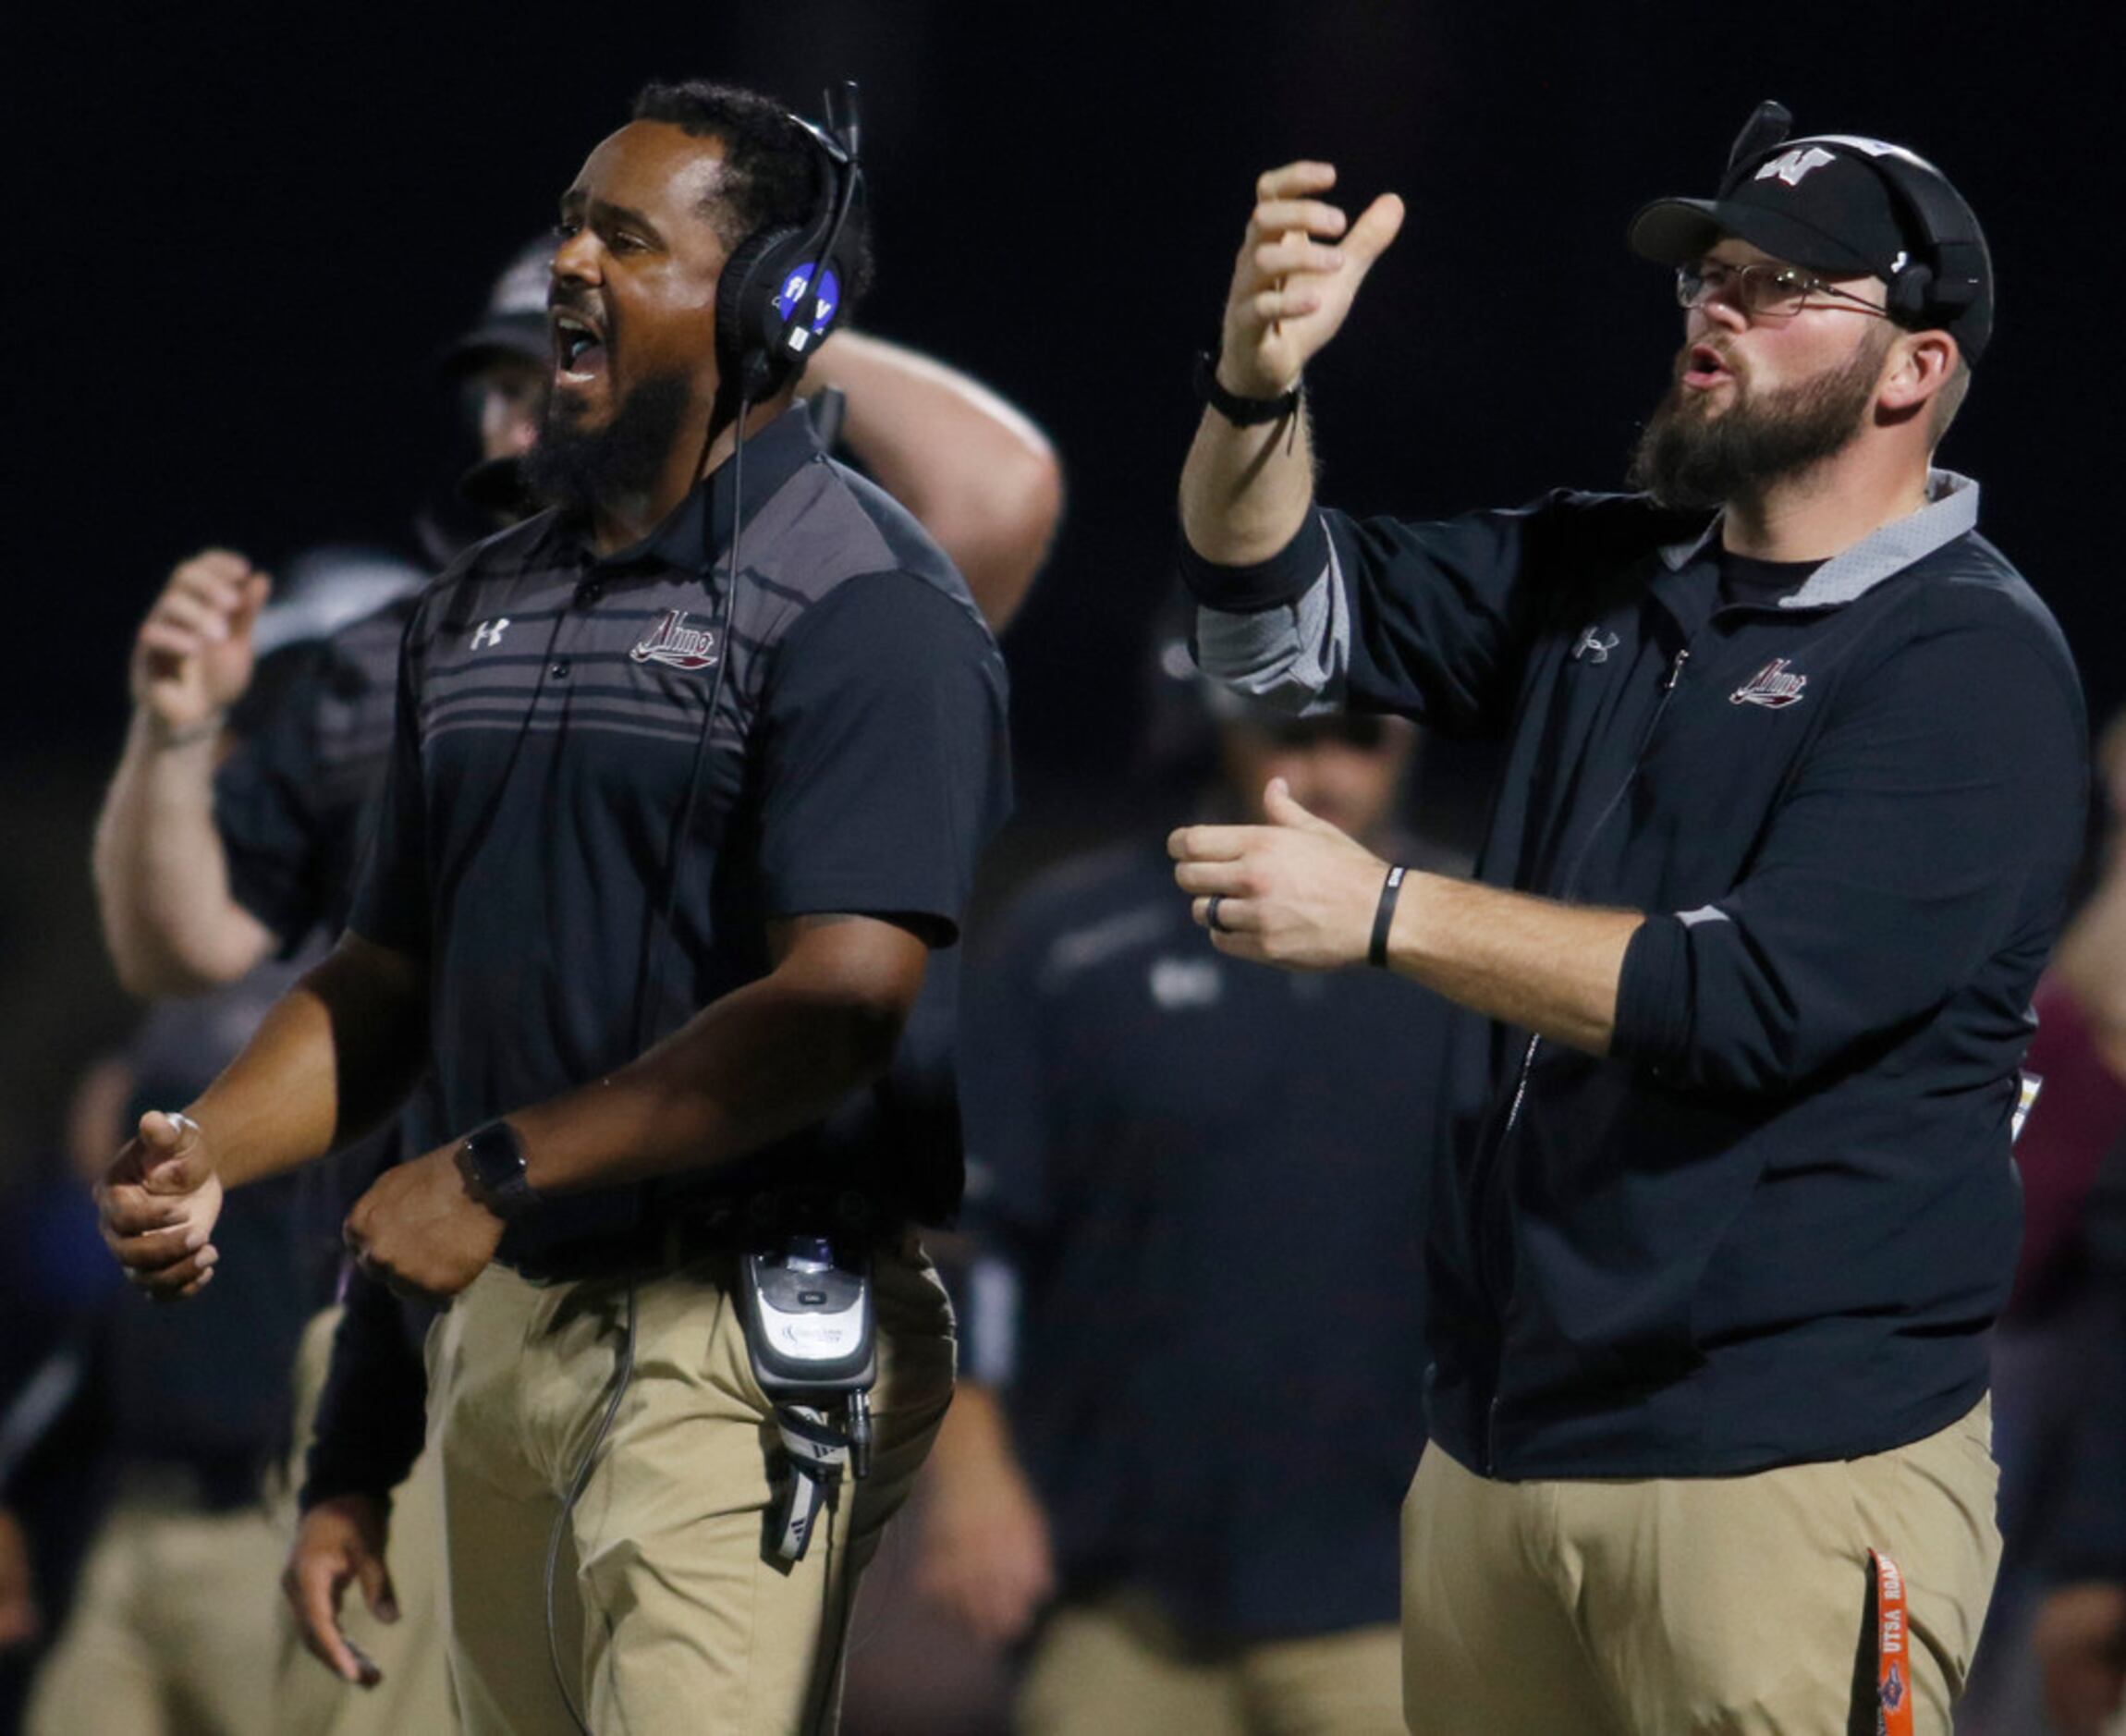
xmin=6 ymin=0 xmax=2121 ymax=1158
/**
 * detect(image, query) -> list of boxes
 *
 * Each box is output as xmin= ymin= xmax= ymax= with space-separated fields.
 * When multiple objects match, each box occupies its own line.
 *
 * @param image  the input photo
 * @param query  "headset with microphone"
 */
xmin=1721 ymin=99 xmax=1992 ymax=360
xmin=714 ymin=82 xmax=865 ymax=413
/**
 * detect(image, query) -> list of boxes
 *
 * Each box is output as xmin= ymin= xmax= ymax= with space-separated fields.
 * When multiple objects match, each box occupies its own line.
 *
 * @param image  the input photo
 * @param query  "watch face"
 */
xmin=461 ymin=1123 xmax=532 ymax=1215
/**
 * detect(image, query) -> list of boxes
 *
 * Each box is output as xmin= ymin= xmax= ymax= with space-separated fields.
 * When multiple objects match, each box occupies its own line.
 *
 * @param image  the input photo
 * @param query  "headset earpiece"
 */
xmin=1886 ymin=261 xmax=1934 ymax=319
xmin=711 ymin=88 xmax=863 ymax=416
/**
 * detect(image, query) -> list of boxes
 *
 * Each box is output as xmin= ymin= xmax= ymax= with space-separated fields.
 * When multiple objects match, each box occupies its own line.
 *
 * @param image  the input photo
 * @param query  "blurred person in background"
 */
xmin=96 ymin=77 xmax=1047 ymax=1735
xmin=0 ymin=1059 xmax=134 ymax=1732
xmin=2026 ymin=1131 xmax=2126 ymax=1736
xmin=14 ymin=949 xmax=357 ymax=1736
xmin=1962 ymin=711 xmax=2126 ymax=1732
xmin=916 ymin=642 xmax=1455 ymax=1735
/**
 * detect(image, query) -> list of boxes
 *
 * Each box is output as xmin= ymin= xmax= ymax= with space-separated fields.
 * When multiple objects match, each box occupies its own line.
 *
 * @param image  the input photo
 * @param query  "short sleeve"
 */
xmin=345 ymin=619 xmax=433 ymax=960
xmin=214 ymin=640 xmax=336 ymax=949
xmin=757 ymin=573 xmax=1010 ymax=944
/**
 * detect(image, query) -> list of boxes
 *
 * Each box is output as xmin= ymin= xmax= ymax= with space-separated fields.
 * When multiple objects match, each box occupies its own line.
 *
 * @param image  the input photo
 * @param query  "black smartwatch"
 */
xmin=456 ymin=1119 xmax=539 ymax=1221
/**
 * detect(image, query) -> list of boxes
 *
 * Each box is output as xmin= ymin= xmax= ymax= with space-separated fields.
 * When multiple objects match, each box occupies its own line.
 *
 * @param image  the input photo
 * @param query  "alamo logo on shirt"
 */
xmin=1729 ymin=658 xmax=1807 ymax=709
xmin=631 ymin=609 xmax=718 ymax=671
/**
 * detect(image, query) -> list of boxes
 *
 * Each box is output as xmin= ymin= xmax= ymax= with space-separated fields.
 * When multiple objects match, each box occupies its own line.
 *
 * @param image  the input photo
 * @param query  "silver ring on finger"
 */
xmin=1205 ymin=895 xmax=1228 ymax=934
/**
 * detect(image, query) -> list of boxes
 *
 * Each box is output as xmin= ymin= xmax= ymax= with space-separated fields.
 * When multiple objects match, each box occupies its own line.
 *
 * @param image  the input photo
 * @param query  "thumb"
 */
xmin=355 ymin=1547 xmax=399 ymax=1625
xmin=136 ymin=1111 xmax=209 ymax=1192
xmin=230 ymin=570 xmax=272 ymax=639
xmin=1263 ymin=776 xmax=1340 ymax=836
xmin=1343 ymin=191 xmax=1406 ymax=271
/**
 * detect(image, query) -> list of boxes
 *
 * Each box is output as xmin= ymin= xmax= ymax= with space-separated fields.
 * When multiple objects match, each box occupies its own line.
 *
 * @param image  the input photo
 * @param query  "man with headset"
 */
xmin=95 ymin=78 xmax=1011 ymax=1736
xmin=1169 ymin=104 xmax=2085 ymax=1730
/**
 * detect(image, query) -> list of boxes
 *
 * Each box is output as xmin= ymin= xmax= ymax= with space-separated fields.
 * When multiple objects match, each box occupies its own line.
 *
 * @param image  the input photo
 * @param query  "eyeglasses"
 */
xmin=1675 ymin=260 xmax=1888 ymax=322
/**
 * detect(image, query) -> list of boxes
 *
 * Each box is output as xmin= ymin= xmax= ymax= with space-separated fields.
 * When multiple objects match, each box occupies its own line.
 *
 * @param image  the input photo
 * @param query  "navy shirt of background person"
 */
xmin=959 ymin=838 xmax=1444 ymax=1639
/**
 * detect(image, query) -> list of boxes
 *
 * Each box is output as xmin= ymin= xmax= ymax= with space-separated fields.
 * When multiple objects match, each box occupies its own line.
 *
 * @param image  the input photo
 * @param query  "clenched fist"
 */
xmin=130 ymin=549 xmax=272 ymax=738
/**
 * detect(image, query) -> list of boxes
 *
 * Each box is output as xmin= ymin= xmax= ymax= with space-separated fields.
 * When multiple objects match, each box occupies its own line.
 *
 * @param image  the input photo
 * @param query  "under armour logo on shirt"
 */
xmin=1571 ymin=625 xmax=1620 ymax=664
xmin=470 ymin=617 xmax=511 ymax=650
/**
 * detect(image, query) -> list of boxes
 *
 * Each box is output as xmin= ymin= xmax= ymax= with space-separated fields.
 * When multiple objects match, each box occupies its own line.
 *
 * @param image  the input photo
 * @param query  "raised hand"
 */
xmin=1217 ymin=161 xmax=1406 ymax=398
xmin=129 ymin=549 xmax=272 ymax=738
xmin=96 ymin=1109 xmax=225 ymax=1299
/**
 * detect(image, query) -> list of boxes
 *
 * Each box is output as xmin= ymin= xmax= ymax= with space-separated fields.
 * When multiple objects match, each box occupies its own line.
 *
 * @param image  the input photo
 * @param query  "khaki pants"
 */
xmin=1400 ymin=1399 xmax=2001 ymax=1735
xmin=1020 ymin=1589 xmax=1404 ymax=1735
xmin=273 ymin=1306 xmax=458 ymax=1736
xmin=26 ymin=1473 xmax=286 ymax=1736
xmin=426 ymin=1238 xmax=955 ymax=1736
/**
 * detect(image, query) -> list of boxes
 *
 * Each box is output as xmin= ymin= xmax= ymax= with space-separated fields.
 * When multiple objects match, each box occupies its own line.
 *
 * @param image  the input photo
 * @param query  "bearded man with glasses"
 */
xmin=1168 ymin=102 xmax=2086 ymax=1733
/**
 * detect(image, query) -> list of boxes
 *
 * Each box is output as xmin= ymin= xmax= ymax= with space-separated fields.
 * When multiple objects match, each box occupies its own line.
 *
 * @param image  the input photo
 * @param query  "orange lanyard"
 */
xmin=1870 ymin=1547 xmax=1914 ymax=1736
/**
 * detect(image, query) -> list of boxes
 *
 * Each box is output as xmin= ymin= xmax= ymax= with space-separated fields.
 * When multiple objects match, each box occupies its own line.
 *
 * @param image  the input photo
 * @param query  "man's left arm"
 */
xmin=1174 ymin=613 xmax=2087 ymax=1078
xmin=808 ymin=331 xmax=1063 ymax=631
xmin=348 ymin=572 xmax=1009 ymax=1298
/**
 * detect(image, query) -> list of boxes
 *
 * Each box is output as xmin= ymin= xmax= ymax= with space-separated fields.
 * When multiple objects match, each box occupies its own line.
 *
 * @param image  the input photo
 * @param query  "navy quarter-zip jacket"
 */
xmin=1181 ymin=471 xmax=2088 ymax=1479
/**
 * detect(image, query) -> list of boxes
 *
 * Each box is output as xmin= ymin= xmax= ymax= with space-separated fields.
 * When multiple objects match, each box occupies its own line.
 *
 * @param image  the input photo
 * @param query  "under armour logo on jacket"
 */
xmin=470 ymin=617 xmax=511 ymax=650
xmin=1756 ymin=146 xmax=1837 ymax=188
xmin=1571 ymin=625 xmax=1620 ymax=664
xmin=1730 ymin=658 xmax=1808 ymax=709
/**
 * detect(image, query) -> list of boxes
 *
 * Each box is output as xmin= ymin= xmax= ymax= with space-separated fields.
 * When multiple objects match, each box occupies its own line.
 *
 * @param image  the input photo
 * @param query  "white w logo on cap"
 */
xmin=1755 ymin=146 xmax=1837 ymax=188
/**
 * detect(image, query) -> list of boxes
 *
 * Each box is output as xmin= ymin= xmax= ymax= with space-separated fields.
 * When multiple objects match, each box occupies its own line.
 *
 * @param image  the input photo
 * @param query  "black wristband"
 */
xmin=1369 ymin=864 xmax=1408 ymax=968
xmin=1192 ymin=349 xmax=1301 ymax=426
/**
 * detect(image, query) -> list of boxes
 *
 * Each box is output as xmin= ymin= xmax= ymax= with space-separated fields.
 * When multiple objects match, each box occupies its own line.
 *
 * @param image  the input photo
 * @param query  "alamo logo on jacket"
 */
xmin=1729 ymin=658 xmax=1807 ymax=709
xmin=631 ymin=609 xmax=719 ymax=671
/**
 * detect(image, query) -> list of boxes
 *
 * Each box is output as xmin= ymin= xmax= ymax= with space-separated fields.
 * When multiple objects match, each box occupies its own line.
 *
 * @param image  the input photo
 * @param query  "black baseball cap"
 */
xmin=1628 ymin=107 xmax=1993 ymax=362
xmin=439 ymin=235 xmax=555 ymax=380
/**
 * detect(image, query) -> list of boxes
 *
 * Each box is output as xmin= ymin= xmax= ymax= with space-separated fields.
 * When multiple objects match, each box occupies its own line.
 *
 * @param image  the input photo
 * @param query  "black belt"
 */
xmin=504 ymin=1186 xmax=909 ymax=1285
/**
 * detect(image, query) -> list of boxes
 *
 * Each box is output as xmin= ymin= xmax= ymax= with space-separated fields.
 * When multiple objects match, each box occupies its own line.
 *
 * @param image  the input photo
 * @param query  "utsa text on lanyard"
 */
xmin=1870 ymin=1547 xmax=1914 ymax=1736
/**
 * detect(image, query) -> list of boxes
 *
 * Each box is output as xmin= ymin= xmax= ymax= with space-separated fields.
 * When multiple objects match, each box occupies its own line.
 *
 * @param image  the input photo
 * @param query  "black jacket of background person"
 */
xmin=348 ymin=407 xmax=1011 ymax=1270
xmin=959 ymin=841 xmax=1438 ymax=1639
xmin=1181 ymin=470 xmax=2087 ymax=1481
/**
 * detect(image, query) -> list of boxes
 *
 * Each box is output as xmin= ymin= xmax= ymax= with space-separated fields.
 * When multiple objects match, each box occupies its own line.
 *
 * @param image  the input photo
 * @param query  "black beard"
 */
xmin=1628 ymin=325 xmax=1890 ymax=511
xmin=522 ymin=370 xmax=694 ymax=515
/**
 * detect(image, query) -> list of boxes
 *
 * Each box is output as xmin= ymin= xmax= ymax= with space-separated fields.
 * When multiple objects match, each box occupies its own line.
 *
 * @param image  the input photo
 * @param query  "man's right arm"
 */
xmin=93 ymin=550 xmax=277 ymax=996
xmin=1175 ymin=165 xmax=1552 ymax=739
xmin=98 ymin=933 xmax=429 ymax=1296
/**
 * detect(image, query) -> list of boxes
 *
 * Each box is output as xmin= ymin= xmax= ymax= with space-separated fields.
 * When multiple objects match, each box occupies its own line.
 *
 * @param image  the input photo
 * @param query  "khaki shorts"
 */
xmin=426 ymin=1237 xmax=955 ymax=1736
xmin=1400 ymin=1398 xmax=2001 ymax=1734
xmin=27 ymin=1473 xmax=286 ymax=1736
xmin=1019 ymin=1588 xmax=1403 ymax=1735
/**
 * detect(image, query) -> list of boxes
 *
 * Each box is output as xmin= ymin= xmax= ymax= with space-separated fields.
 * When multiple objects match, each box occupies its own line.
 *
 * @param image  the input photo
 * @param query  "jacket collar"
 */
xmin=1655 ymin=469 xmax=1980 ymax=608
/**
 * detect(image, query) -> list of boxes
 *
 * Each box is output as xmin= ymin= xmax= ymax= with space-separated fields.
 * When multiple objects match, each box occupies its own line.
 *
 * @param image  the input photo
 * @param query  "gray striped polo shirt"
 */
xmin=350 ymin=407 xmax=1011 ymax=1259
